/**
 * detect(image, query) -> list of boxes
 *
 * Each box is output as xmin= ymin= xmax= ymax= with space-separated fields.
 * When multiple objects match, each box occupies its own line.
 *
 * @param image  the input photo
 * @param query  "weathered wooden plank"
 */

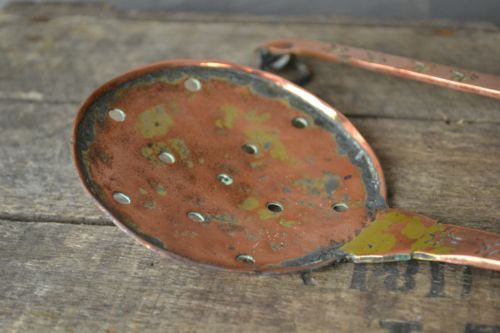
xmin=1 ymin=101 xmax=499 ymax=231
xmin=0 ymin=220 xmax=498 ymax=332
xmin=4 ymin=0 xmax=494 ymax=25
xmin=0 ymin=101 xmax=107 ymax=224
xmin=0 ymin=7 xmax=499 ymax=122
xmin=5 ymin=1 xmax=500 ymax=27
xmin=0 ymin=4 xmax=499 ymax=332
xmin=353 ymin=117 xmax=500 ymax=232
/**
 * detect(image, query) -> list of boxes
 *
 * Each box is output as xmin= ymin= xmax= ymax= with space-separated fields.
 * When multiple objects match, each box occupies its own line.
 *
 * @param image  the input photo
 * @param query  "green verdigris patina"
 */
xmin=341 ymin=210 xmax=452 ymax=256
xmin=239 ymin=196 xmax=299 ymax=228
xmin=135 ymin=104 xmax=173 ymax=138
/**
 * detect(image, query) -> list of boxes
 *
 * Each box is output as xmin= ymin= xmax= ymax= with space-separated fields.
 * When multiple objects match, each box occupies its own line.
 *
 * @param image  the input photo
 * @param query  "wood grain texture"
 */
xmin=1 ymin=5 xmax=500 ymax=121
xmin=1 ymin=220 xmax=499 ymax=333
xmin=0 ymin=3 xmax=499 ymax=332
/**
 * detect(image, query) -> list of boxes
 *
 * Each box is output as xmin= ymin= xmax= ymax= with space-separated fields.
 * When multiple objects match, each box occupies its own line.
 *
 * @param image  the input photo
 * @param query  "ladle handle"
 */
xmin=261 ymin=38 xmax=500 ymax=100
xmin=341 ymin=209 xmax=500 ymax=271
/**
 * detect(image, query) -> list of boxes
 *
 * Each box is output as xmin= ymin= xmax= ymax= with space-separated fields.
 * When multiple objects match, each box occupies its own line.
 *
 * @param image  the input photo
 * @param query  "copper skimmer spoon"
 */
xmin=73 ymin=46 xmax=500 ymax=273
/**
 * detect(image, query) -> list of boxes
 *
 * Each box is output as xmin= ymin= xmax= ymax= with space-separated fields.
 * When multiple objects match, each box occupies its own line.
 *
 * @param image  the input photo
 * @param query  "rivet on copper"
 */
xmin=236 ymin=254 xmax=256 ymax=264
xmin=158 ymin=151 xmax=176 ymax=164
xmin=113 ymin=192 xmax=131 ymax=205
xmin=184 ymin=78 xmax=202 ymax=92
xmin=108 ymin=108 xmax=126 ymax=122
xmin=187 ymin=211 xmax=206 ymax=223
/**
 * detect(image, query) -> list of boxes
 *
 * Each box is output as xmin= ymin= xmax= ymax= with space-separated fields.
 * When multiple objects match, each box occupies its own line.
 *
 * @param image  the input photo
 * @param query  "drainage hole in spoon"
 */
xmin=266 ymin=202 xmax=284 ymax=213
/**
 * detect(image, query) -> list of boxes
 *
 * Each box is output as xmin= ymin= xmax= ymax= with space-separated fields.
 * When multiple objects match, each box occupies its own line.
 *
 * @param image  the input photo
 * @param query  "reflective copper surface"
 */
xmin=344 ymin=209 xmax=500 ymax=271
xmin=73 ymin=60 xmax=385 ymax=273
xmin=73 ymin=59 xmax=500 ymax=272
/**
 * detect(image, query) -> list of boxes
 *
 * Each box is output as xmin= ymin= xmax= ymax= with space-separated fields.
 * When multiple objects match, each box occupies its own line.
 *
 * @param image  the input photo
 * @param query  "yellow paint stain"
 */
xmin=341 ymin=211 xmax=452 ymax=256
xmin=258 ymin=208 xmax=280 ymax=220
xmin=167 ymin=138 xmax=189 ymax=159
xmin=402 ymin=220 xmax=449 ymax=253
xmin=246 ymin=109 xmax=271 ymax=123
xmin=139 ymin=187 xmax=147 ymax=195
xmin=135 ymin=105 xmax=173 ymax=138
xmin=215 ymin=105 xmax=240 ymax=129
xmin=167 ymin=138 xmax=193 ymax=168
xmin=141 ymin=142 xmax=169 ymax=166
xmin=245 ymin=129 xmax=290 ymax=162
xmin=141 ymin=139 xmax=193 ymax=168
xmin=401 ymin=219 xmax=429 ymax=239
xmin=341 ymin=213 xmax=398 ymax=255
xmin=239 ymin=197 xmax=259 ymax=211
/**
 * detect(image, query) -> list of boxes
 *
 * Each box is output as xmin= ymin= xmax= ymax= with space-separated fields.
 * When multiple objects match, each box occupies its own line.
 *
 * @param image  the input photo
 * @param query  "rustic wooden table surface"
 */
xmin=1 ymin=3 xmax=499 ymax=332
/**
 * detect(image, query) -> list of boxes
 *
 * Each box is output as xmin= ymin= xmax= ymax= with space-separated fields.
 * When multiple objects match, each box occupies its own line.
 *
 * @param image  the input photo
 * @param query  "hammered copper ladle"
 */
xmin=73 ymin=45 xmax=500 ymax=273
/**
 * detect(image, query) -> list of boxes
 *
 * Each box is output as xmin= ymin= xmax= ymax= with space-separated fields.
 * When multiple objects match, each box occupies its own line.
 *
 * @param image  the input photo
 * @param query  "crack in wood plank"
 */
xmin=0 ymin=214 xmax=113 ymax=226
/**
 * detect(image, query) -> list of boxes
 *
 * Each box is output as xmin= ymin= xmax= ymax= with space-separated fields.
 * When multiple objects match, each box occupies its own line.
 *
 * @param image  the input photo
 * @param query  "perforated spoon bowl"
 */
xmin=73 ymin=59 xmax=500 ymax=273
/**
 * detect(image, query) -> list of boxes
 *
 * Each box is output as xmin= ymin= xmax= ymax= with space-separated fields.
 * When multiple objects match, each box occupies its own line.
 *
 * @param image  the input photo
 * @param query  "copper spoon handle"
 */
xmin=261 ymin=38 xmax=500 ymax=100
xmin=341 ymin=209 xmax=500 ymax=271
